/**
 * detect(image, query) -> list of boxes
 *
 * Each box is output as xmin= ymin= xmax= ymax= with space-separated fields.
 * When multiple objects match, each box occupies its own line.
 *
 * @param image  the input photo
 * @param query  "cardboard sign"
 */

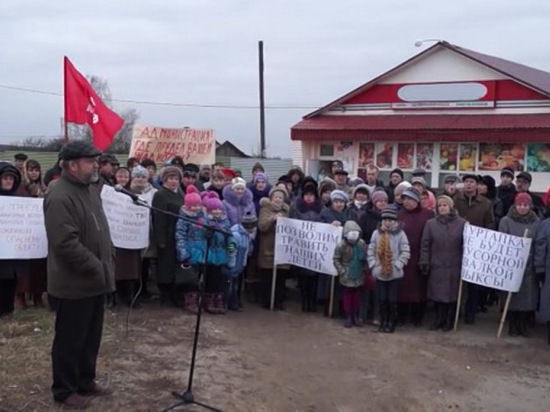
xmin=461 ymin=223 xmax=532 ymax=292
xmin=0 ymin=196 xmax=47 ymax=259
xmin=129 ymin=124 xmax=215 ymax=164
xmin=274 ymin=217 xmax=343 ymax=276
xmin=101 ymin=186 xmax=150 ymax=249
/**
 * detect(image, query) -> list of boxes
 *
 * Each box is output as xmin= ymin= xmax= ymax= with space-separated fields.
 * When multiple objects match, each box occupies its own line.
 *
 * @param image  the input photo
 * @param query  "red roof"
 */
xmin=304 ymin=41 xmax=550 ymax=119
xmin=291 ymin=114 xmax=550 ymax=143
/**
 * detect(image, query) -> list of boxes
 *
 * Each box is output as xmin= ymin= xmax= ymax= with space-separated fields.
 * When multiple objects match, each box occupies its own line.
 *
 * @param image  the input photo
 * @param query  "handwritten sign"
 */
xmin=0 ymin=196 xmax=47 ymax=259
xmin=101 ymin=186 xmax=150 ymax=249
xmin=461 ymin=223 xmax=532 ymax=292
xmin=129 ymin=124 xmax=215 ymax=164
xmin=274 ymin=217 xmax=343 ymax=276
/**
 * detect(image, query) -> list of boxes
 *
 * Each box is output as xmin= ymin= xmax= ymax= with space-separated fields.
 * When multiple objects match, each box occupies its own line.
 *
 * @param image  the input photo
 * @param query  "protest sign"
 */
xmin=0 ymin=196 xmax=47 ymax=259
xmin=101 ymin=186 xmax=150 ymax=249
xmin=274 ymin=217 xmax=343 ymax=276
xmin=129 ymin=124 xmax=215 ymax=164
xmin=461 ymin=223 xmax=532 ymax=293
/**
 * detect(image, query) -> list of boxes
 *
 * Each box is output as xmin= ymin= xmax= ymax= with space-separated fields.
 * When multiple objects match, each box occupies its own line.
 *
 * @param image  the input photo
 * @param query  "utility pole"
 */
xmin=258 ymin=40 xmax=266 ymax=158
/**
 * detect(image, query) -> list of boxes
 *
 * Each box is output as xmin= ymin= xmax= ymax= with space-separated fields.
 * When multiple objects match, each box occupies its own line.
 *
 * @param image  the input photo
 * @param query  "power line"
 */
xmin=0 ymin=83 xmax=318 ymax=110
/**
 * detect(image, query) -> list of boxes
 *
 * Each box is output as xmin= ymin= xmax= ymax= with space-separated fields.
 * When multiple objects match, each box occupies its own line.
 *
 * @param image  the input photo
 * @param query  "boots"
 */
xmin=215 ymin=293 xmax=227 ymax=314
xmin=15 ymin=293 xmax=28 ymax=310
xmin=508 ymin=311 xmax=519 ymax=337
xmin=429 ymin=303 xmax=443 ymax=331
xmin=377 ymin=302 xmax=387 ymax=332
xmin=442 ymin=303 xmax=455 ymax=332
xmin=203 ymin=293 xmax=215 ymax=313
xmin=183 ymin=292 xmax=199 ymax=314
xmin=33 ymin=293 xmax=45 ymax=308
xmin=344 ymin=314 xmax=353 ymax=328
xmin=386 ymin=303 xmax=398 ymax=333
xmin=353 ymin=310 xmax=364 ymax=327
xmin=518 ymin=312 xmax=530 ymax=338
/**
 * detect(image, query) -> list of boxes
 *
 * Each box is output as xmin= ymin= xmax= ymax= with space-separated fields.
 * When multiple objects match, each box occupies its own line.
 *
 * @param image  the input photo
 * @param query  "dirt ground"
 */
xmin=1 ymin=294 xmax=550 ymax=412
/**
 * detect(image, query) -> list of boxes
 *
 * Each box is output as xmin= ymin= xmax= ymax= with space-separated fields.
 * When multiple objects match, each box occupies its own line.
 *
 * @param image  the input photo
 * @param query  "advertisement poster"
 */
xmin=359 ymin=143 xmax=375 ymax=167
xmin=479 ymin=143 xmax=525 ymax=171
xmin=397 ymin=143 xmax=414 ymax=169
xmin=459 ymin=143 xmax=477 ymax=171
xmin=376 ymin=143 xmax=394 ymax=169
xmin=440 ymin=143 xmax=459 ymax=171
xmin=527 ymin=143 xmax=550 ymax=172
xmin=416 ymin=143 xmax=434 ymax=170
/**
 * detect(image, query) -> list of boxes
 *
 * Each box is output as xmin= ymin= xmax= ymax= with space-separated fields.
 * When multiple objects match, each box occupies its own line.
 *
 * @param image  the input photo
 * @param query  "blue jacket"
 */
xmin=175 ymin=209 xmax=208 ymax=265
xmin=204 ymin=214 xmax=232 ymax=266
xmin=225 ymin=224 xmax=255 ymax=277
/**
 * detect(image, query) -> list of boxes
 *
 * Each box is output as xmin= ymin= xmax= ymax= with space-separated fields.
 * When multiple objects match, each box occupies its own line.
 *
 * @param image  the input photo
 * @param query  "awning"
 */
xmin=290 ymin=114 xmax=550 ymax=142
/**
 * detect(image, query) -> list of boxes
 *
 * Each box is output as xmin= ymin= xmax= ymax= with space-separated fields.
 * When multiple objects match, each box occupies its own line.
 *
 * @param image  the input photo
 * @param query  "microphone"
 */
xmin=114 ymin=184 xmax=141 ymax=202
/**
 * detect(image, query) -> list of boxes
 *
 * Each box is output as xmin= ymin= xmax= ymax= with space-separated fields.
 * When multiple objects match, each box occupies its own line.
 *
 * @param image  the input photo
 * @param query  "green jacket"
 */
xmin=333 ymin=221 xmax=367 ymax=288
xmin=44 ymin=172 xmax=115 ymax=299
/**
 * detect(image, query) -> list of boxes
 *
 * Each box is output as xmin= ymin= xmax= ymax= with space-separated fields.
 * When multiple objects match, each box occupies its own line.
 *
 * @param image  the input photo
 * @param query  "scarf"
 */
xmin=377 ymin=230 xmax=393 ymax=279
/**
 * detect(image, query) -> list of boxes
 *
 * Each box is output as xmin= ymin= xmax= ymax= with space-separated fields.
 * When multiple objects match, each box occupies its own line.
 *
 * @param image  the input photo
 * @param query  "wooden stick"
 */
xmin=497 ymin=292 xmax=512 ymax=339
xmin=270 ymin=265 xmax=277 ymax=311
xmin=329 ymin=276 xmax=336 ymax=318
xmin=454 ymin=280 xmax=464 ymax=332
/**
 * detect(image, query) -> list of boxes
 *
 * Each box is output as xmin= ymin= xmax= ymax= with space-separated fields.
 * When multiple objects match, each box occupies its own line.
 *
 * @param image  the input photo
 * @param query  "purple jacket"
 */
xmin=223 ymin=185 xmax=256 ymax=225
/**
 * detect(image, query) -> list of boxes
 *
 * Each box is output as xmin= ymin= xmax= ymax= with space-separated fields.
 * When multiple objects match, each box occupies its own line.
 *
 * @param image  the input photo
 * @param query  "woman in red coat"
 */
xmin=397 ymin=187 xmax=434 ymax=326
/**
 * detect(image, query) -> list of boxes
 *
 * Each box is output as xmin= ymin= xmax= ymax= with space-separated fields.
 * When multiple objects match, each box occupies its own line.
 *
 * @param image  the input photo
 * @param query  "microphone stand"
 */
xmin=128 ymin=195 xmax=226 ymax=412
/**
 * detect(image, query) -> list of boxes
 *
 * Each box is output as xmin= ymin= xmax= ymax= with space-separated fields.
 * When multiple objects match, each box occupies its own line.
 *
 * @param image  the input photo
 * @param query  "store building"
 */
xmin=291 ymin=41 xmax=550 ymax=192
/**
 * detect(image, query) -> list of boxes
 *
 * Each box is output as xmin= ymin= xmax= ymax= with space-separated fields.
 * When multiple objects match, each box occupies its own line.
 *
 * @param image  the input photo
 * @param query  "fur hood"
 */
xmin=223 ymin=184 xmax=254 ymax=206
xmin=260 ymin=197 xmax=290 ymax=213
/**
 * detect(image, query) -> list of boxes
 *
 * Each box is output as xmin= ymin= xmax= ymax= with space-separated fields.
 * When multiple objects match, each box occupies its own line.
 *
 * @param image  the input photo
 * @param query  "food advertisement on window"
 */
xmin=359 ymin=143 xmax=375 ymax=167
xmin=416 ymin=143 xmax=433 ymax=170
xmin=397 ymin=143 xmax=414 ymax=169
xmin=478 ymin=143 xmax=525 ymax=171
xmin=459 ymin=143 xmax=477 ymax=171
xmin=376 ymin=143 xmax=394 ymax=169
xmin=440 ymin=143 xmax=458 ymax=171
xmin=527 ymin=143 xmax=550 ymax=172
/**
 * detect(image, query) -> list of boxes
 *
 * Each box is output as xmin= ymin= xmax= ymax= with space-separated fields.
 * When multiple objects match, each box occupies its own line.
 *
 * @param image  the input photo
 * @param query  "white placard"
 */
xmin=461 ymin=223 xmax=532 ymax=292
xmin=0 ymin=196 xmax=47 ymax=259
xmin=274 ymin=217 xmax=343 ymax=276
xmin=101 ymin=186 xmax=150 ymax=249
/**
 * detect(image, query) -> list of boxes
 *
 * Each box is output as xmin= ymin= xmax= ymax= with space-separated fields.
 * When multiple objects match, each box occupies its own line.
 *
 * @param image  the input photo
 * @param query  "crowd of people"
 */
xmin=2 ymin=152 xmax=550 ymax=337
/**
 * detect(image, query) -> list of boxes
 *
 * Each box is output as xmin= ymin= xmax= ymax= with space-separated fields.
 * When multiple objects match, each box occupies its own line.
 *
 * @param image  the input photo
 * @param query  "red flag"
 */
xmin=64 ymin=57 xmax=124 ymax=151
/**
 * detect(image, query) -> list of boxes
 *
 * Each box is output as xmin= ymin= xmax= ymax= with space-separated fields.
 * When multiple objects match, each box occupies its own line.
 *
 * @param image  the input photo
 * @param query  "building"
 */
xmin=291 ymin=41 xmax=550 ymax=192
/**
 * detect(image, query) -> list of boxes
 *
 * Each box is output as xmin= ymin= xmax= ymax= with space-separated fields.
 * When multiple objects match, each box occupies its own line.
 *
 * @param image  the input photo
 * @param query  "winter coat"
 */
xmin=357 ymin=202 xmax=382 ymax=245
xmin=152 ymin=186 xmax=183 ymax=284
xmin=204 ymin=214 xmax=231 ymax=266
xmin=139 ymin=183 xmax=158 ymax=259
xmin=499 ymin=208 xmax=540 ymax=312
xmin=454 ymin=192 xmax=495 ymax=229
xmin=223 ymin=185 xmax=256 ymax=226
xmin=44 ymin=171 xmax=115 ymax=299
xmin=347 ymin=201 xmax=369 ymax=223
xmin=258 ymin=198 xmax=290 ymax=269
xmin=535 ymin=218 xmax=550 ymax=322
xmin=419 ymin=212 xmax=466 ymax=303
xmin=175 ymin=209 xmax=208 ymax=265
xmin=320 ymin=205 xmax=348 ymax=226
xmin=207 ymin=185 xmax=224 ymax=200
xmin=367 ymin=223 xmax=410 ymax=281
xmin=290 ymin=198 xmax=323 ymax=222
xmin=248 ymin=182 xmax=272 ymax=215
xmin=397 ymin=206 xmax=435 ymax=302
xmin=0 ymin=163 xmax=23 ymax=281
xmin=333 ymin=221 xmax=367 ymax=288
xmin=225 ymin=224 xmax=255 ymax=277
xmin=523 ymin=191 xmax=545 ymax=218
xmin=497 ymin=183 xmax=516 ymax=217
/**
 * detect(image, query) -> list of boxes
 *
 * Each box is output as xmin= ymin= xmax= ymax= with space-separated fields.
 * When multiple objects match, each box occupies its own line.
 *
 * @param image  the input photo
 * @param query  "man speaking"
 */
xmin=44 ymin=141 xmax=115 ymax=409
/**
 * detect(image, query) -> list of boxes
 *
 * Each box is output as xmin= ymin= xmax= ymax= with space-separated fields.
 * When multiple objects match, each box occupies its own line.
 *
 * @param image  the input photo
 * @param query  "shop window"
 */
xmin=440 ymin=143 xmax=459 ymax=171
xmin=397 ymin=143 xmax=414 ymax=169
xmin=320 ymin=144 xmax=334 ymax=157
xmin=359 ymin=143 xmax=375 ymax=167
xmin=479 ymin=143 xmax=525 ymax=171
xmin=376 ymin=143 xmax=394 ymax=169
xmin=459 ymin=143 xmax=477 ymax=171
xmin=416 ymin=143 xmax=434 ymax=170
xmin=527 ymin=143 xmax=550 ymax=172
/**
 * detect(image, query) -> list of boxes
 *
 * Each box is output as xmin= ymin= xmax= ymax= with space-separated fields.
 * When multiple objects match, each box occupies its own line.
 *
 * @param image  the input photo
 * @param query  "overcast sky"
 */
xmin=1 ymin=0 xmax=550 ymax=157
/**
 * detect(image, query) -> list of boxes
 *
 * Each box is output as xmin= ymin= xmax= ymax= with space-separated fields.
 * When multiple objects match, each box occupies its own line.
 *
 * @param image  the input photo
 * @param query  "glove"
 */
xmin=536 ymin=272 xmax=546 ymax=284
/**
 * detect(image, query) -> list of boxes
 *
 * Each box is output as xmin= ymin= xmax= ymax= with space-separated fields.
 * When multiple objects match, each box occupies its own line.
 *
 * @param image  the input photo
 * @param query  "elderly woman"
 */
xmin=419 ymin=195 xmax=466 ymax=331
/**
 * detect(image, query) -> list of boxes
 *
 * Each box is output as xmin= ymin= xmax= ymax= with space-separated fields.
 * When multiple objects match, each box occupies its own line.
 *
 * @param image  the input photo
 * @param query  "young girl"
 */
xmin=333 ymin=221 xmax=367 ymax=327
xmin=113 ymin=167 xmax=131 ymax=187
xmin=367 ymin=207 xmax=410 ymax=333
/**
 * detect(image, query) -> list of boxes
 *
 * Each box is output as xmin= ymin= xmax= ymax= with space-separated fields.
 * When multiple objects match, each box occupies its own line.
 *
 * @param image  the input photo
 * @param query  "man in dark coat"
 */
xmin=44 ymin=141 xmax=115 ymax=409
xmin=515 ymin=171 xmax=545 ymax=217
xmin=496 ymin=167 xmax=516 ymax=217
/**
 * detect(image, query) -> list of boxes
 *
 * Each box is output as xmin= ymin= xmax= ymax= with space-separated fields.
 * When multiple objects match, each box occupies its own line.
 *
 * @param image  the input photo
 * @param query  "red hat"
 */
xmin=514 ymin=192 xmax=532 ymax=206
xmin=221 ymin=168 xmax=237 ymax=179
xmin=184 ymin=185 xmax=202 ymax=208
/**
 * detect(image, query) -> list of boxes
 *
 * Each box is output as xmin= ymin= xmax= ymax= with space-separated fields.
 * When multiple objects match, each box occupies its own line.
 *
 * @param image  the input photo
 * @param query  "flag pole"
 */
xmin=63 ymin=56 xmax=69 ymax=143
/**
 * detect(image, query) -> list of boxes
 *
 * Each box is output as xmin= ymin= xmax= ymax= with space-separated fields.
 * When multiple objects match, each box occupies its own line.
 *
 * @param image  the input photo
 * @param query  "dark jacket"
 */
xmin=535 ymin=218 xmax=550 ymax=322
xmin=419 ymin=212 xmax=465 ymax=303
xmin=454 ymin=191 xmax=495 ymax=229
xmin=320 ymin=205 xmax=348 ymax=226
xmin=357 ymin=202 xmax=382 ymax=245
xmin=290 ymin=198 xmax=323 ymax=222
xmin=0 ymin=163 xmax=23 ymax=281
xmin=497 ymin=183 xmax=516 ymax=217
xmin=44 ymin=172 xmax=115 ymax=299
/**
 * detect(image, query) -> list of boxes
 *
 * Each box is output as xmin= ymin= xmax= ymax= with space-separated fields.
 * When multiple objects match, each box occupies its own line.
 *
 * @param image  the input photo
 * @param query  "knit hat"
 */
xmin=411 ymin=176 xmax=427 ymax=188
xmin=402 ymin=187 xmax=421 ymax=203
xmin=203 ymin=191 xmax=223 ymax=213
xmin=252 ymin=162 xmax=265 ymax=173
xmin=330 ymin=189 xmax=349 ymax=203
xmin=253 ymin=172 xmax=268 ymax=184
xmin=381 ymin=207 xmax=398 ymax=220
xmin=437 ymin=195 xmax=455 ymax=210
xmin=371 ymin=190 xmax=388 ymax=204
xmin=184 ymin=185 xmax=202 ymax=208
xmin=516 ymin=171 xmax=532 ymax=184
xmin=352 ymin=184 xmax=369 ymax=198
xmin=222 ymin=168 xmax=237 ymax=180
xmin=515 ymin=192 xmax=532 ymax=206
xmin=241 ymin=212 xmax=258 ymax=229
xmin=501 ymin=167 xmax=515 ymax=179
xmin=161 ymin=166 xmax=183 ymax=181
xmin=394 ymin=181 xmax=412 ymax=197
xmin=390 ymin=168 xmax=404 ymax=179
xmin=131 ymin=165 xmax=148 ymax=179
xmin=269 ymin=186 xmax=288 ymax=201
xmin=231 ymin=177 xmax=247 ymax=190
xmin=350 ymin=177 xmax=365 ymax=187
